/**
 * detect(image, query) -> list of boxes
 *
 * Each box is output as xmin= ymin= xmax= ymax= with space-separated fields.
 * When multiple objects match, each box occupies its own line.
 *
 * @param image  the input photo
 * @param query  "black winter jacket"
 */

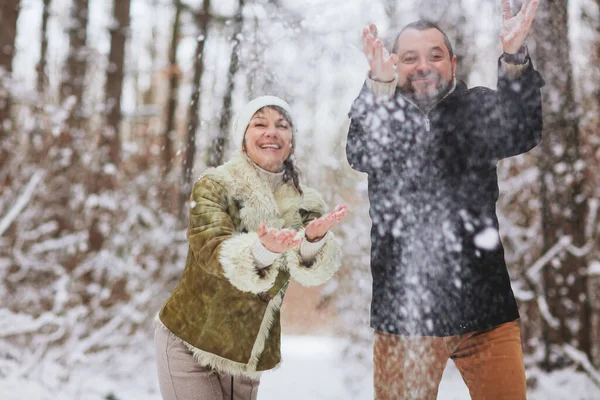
xmin=346 ymin=55 xmax=544 ymax=336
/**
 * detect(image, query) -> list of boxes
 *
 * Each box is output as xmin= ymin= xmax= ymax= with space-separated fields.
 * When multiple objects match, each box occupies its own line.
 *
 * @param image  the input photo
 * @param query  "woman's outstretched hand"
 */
xmin=305 ymin=204 xmax=349 ymax=242
xmin=258 ymin=224 xmax=302 ymax=253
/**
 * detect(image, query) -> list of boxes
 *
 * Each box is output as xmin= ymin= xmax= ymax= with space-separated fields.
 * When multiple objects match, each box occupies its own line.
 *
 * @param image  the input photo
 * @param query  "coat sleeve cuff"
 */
xmin=499 ymin=58 xmax=530 ymax=79
xmin=219 ymin=232 xmax=279 ymax=294
xmin=365 ymin=74 xmax=398 ymax=98
xmin=252 ymin=239 xmax=281 ymax=268
xmin=299 ymin=231 xmax=329 ymax=262
xmin=287 ymin=231 xmax=341 ymax=287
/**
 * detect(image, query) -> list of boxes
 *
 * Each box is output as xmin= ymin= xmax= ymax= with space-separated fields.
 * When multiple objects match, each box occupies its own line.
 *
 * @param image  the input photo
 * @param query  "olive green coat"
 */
xmin=159 ymin=153 xmax=341 ymax=379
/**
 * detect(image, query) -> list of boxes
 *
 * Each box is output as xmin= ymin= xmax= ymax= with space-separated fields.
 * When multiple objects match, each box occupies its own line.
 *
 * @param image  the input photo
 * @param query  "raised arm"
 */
xmin=475 ymin=0 xmax=544 ymax=161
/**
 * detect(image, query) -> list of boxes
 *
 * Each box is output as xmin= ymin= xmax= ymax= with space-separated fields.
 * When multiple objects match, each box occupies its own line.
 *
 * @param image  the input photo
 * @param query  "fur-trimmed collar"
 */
xmin=200 ymin=152 xmax=326 ymax=232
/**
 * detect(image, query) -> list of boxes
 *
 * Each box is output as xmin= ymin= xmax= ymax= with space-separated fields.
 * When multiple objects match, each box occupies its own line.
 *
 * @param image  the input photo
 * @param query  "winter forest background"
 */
xmin=1 ymin=0 xmax=600 ymax=398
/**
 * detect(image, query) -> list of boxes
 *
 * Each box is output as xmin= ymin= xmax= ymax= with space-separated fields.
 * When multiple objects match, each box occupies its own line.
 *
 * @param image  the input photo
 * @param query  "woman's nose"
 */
xmin=264 ymin=124 xmax=277 ymax=137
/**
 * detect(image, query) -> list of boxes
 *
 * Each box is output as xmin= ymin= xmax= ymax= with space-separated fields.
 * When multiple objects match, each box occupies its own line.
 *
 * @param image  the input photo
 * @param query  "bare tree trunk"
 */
xmin=0 ymin=0 xmax=21 ymax=151
xmin=162 ymin=0 xmax=183 ymax=178
xmin=37 ymin=0 xmax=51 ymax=94
xmin=99 ymin=0 xmax=131 ymax=171
xmin=180 ymin=0 xmax=211 ymax=217
xmin=586 ymin=0 xmax=600 ymax=370
xmin=532 ymin=0 xmax=590 ymax=370
xmin=206 ymin=0 xmax=245 ymax=167
xmin=59 ymin=0 xmax=89 ymax=130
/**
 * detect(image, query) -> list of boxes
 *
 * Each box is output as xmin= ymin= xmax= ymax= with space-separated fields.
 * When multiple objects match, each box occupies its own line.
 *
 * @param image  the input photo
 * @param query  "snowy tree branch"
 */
xmin=563 ymin=344 xmax=600 ymax=389
xmin=0 ymin=171 xmax=45 ymax=236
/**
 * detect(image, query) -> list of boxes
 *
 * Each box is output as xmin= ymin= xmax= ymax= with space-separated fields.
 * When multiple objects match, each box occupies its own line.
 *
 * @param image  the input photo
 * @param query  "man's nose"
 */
xmin=415 ymin=59 xmax=431 ymax=73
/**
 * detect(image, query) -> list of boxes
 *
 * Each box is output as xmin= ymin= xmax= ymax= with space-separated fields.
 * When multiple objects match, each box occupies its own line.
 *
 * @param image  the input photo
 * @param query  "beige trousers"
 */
xmin=154 ymin=325 xmax=260 ymax=400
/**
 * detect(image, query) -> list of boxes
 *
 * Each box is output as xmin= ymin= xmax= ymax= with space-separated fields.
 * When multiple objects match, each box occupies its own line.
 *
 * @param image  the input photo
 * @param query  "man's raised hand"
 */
xmin=362 ymin=24 xmax=398 ymax=82
xmin=500 ymin=0 xmax=539 ymax=54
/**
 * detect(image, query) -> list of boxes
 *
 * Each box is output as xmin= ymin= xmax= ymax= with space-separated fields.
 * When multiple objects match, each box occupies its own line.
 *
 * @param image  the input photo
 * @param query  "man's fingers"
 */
xmin=362 ymin=27 xmax=370 ymax=54
xmin=501 ymin=0 xmax=513 ymax=21
xmin=524 ymin=0 xmax=539 ymax=23
xmin=373 ymin=40 xmax=383 ymax=65
xmin=369 ymin=23 xmax=378 ymax=39
xmin=385 ymin=53 xmax=398 ymax=71
xmin=366 ymin=35 xmax=376 ymax=60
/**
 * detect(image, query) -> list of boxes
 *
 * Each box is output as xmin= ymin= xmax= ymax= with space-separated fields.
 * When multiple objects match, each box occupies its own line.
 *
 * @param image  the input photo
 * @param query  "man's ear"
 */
xmin=451 ymin=55 xmax=457 ymax=77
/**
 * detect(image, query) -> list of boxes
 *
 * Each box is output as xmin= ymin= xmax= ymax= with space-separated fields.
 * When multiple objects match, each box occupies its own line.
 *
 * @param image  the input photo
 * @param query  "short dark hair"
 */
xmin=391 ymin=20 xmax=454 ymax=60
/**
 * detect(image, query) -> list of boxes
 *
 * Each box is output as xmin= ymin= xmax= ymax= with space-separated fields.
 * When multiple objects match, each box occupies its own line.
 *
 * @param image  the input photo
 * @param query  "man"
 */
xmin=346 ymin=0 xmax=543 ymax=399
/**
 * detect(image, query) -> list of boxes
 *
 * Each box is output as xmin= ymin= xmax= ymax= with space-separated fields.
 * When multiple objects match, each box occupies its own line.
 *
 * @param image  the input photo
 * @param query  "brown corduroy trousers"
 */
xmin=154 ymin=325 xmax=260 ymax=400
xmin=374 ymin=320 xmax=527 ymax=400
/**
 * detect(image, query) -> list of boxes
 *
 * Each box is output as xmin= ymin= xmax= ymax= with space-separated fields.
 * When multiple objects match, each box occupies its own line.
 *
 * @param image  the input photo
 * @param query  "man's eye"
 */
xmin=403 ymin=57 xmax=416 ymax=63
xmin=255 ymin=123 xmax=265 ymax=127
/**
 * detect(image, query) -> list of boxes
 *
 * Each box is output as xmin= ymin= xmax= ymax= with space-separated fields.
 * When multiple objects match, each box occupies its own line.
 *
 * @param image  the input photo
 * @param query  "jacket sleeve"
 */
xmin=346 ymin=82 xmax=401 ymax=174
xmin=476 ymin=48 xmax=545 ymax=161
xmin=285 ymin=186 xmax=342 ymax=287
xmin=186 ymin=176 xmax=279 ymax=294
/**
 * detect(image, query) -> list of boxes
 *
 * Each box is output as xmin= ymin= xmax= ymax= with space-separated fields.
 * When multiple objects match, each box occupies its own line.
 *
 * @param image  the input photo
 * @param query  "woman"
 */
xmin=155 ymin=95 xmax=347 ymax=400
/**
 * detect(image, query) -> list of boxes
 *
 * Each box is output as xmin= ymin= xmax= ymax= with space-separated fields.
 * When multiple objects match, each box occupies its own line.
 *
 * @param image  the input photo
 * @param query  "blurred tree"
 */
xmin=59 ymin=0 xmax=89 ymax=130
xmin=207 ymin=0 xmax=246 ymax=167
xmin=99 ymin=0 xmax=132 ymax=174
xmin=0 ymin=0 xmax=21 ymax=167
xmin=162 ymin=0 xmax=183 ymax=179
xmin=37 ymin=0 xmax=51 ymax=94
xmin=180 ymin=0 xmax=211 ymax=217
xmin=531 ymin=0 xmax=593 ymax=370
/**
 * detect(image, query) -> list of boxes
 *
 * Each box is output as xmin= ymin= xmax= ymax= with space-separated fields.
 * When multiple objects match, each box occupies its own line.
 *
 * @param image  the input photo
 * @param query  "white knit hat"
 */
xmin=232 ymin=95 xmax=294 ymax=150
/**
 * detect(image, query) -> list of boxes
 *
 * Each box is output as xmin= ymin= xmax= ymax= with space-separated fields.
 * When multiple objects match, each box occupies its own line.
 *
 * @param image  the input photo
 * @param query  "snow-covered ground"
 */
xmin=1 ymin=335 xmax=598 ymax=399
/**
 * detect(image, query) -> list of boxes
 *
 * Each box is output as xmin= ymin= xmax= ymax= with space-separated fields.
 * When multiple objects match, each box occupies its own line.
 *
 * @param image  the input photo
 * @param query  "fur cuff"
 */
xmin=220 ymin=232 xmax=279 ymax=293
xmin=500 ymin=58 xmax=530 ymax=79
xmin=287 ymin=231 xmax=341 ymax=287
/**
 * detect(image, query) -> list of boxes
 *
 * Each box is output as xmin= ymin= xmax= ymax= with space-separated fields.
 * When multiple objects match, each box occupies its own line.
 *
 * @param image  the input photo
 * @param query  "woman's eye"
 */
xmin=277 ymin=124 xmax=288 ymax=129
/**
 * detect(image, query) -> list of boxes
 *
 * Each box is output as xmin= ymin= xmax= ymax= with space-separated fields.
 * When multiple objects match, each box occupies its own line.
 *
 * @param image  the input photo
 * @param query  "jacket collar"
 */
xmin=202 ymin=152 xmax=303 ymax=232
xmin=395 ymin=78 xmax=468 ymax=113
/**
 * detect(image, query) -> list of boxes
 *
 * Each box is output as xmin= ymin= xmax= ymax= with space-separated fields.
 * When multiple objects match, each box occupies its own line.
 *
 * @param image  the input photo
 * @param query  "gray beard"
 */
xmin=400 ymin=77 xmax=453 ymax=112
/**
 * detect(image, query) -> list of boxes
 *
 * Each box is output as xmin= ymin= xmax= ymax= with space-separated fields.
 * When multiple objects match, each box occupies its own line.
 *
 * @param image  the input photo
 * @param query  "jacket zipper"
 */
xmin=398 ymin=78 xmax=457 ymax=132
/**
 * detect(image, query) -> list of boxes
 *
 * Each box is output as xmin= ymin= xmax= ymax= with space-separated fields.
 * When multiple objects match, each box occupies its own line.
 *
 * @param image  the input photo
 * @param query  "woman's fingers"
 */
xmin=258 ymin=223 xmax=267 ymax=237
